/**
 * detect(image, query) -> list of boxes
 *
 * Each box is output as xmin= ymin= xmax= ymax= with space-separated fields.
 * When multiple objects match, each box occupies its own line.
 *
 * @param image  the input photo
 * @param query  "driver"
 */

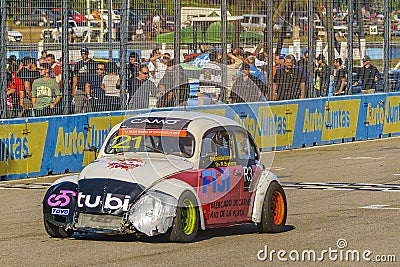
xmin=179 ymin=137 xmax=193 ymax=156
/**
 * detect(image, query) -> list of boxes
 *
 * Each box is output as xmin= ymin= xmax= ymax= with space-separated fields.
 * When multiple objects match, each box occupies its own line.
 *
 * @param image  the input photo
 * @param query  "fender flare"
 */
xmin=251 ymin=169 xmax=280 ymax=223
xmin=149 ymin=178 xmax=206 ymax=230
xmin=43 ymin=175 xmax=79 ymax=228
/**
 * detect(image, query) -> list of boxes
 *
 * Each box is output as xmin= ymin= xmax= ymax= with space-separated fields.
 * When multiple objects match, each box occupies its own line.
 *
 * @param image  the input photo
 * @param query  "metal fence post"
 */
xmin=120 ymin=0 xmax=128 ymax=109
xmin=347 ymin=0 xmax=354 ymax=94
xmin=0 ymin=0 xmax=7 ymax=119
xmin=383 ymin=0 xmax=390 ymax=92
xmin=62 ymin=0 xmax=70 ymax=115
xmin=307 ymin=0 xmax=315 ymax=98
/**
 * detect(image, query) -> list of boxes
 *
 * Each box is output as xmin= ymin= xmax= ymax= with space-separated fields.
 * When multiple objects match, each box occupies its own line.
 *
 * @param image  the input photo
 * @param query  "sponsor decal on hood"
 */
xmin=107 ymin=158 xmax=145 ymax=170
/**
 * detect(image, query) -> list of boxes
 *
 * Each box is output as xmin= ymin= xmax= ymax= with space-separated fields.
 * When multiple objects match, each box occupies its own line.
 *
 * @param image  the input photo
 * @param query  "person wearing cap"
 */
xmin=314 ymin=54 xmax=331 ymax=97
xmin=353 ymin=55 xmax=379 ymax=94
xmin=333 ymin=58 xmax=347 ymax=95
xmin=31 ymin=63 xmax=61 ymax=117
xmin=272 ymin=53 xmax=285 ymax=78
xmin=273 ymin=54 xmax=306 ymax=101
xmin=72 ymin=47 xmax=96 ymax=113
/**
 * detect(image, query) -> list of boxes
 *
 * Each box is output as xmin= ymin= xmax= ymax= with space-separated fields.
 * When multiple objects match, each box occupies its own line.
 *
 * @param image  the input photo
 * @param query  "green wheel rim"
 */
xmin=181 ymin=199 xmax=196 ymax=235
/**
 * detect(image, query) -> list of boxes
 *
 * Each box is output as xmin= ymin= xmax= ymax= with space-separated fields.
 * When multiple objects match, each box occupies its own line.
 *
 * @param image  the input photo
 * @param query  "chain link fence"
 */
xmin=1 ymin=0 xmax=400 ymax=119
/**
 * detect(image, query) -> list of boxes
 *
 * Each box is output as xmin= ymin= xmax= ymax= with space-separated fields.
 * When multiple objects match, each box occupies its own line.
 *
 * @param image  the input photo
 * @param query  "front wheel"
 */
xmin=257 ymin=182 xmax=287 ymax=233
xmin=44 ymin=218 xmax=74 ymax=238
xmin=168 ymin=191 xmax=199 ymax=243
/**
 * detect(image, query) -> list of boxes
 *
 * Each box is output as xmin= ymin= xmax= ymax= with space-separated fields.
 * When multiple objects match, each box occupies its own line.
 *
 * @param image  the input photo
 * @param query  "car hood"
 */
xmin=79 ymin=153 xmax=194 ymax=188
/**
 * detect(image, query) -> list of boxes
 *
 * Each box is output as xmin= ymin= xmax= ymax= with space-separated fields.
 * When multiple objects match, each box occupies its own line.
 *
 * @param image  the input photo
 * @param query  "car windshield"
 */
xmin=104 ymin=117 xmax=195 ymax=158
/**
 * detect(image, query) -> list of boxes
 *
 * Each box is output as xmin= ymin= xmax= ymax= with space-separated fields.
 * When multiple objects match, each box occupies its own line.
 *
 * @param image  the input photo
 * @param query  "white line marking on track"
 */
xmin=360 ymin=205 xmax=400 ymax=210
xmin=282 ymin=182 xmax=400 ymax=192
xmin=341 ymin=157 xmax=385 ymax=160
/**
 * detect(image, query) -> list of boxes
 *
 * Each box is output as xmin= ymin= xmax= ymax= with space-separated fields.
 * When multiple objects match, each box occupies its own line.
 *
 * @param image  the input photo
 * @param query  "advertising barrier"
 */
xmin=1 ymin=93 xmax=400 ymax=180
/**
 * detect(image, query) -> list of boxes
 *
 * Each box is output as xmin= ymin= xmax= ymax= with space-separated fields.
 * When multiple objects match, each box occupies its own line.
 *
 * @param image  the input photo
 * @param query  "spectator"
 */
xmin=31 ymin=63 xmax=62 ymax=117
xmin=128 ymin=65 xmax=153 ymax=107
xmin=333 ymin=58 xmax=347 ymax=95
xmin=272 ymin=54 xmax=306 ymax=100
xmin=72 ymin=47 xmax=96 ymax=113
xmin=102 ymin=62 xmax=121 ymax=111
xmin=128 ymin=51 xmax=140 ymax=79
xmin=86 ymin=62 xmax=106 ymax=112
xmin=272 ymin=53 xmax=285 ymax=78
xmin=7 ymin=55 xmax=17 ymax=70
xmin=156 ymin=90 xmax=175 ymax=108
xmin=46 ymin=53 xmax=62 ymax=88
xmin=237 ymin=56 xmax=266 ymax=85
xmin=6 ymin=65 xmax=24 ymax=118
xmin=135 ymin=26 xmax=145 ymax=40
xmin=148 ymin=49 xmax=161 ymax=73
xmin=353 ymin=55 xmax=379 ymax=94
xmin=152 ymin=11 xmax=161 ymax=35
xmin=228 ymin=49 xmax=244 ymax=69
xmin=54 ymin=28 xmax=61 ymax=43
xmin=297 ymin=50 xmax=309 ymax=73
xmin=200 ymin=50 xmax=223 ymax=86
xmin=230 ymin=63 xmax=265 ymax=103
xmin=148 ymin=51 xmax=169 ymax=86
xmin=314 ymin=54 xmax=331 ymax=97
xmin=17 ymin=56 xmax=39 ymax=115
xmin=158 ymin=61 xmax=190 ymax=106
xmin=38 ymin=56 xmax=47 ymax=67
xmin=41 ymin=50 xmax=48 ymax=58
xmin=128 ymin=79 xmax=158 ymax=110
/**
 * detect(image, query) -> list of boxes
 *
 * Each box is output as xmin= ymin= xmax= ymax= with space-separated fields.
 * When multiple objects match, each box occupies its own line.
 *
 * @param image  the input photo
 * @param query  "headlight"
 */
xmin=128 ymin=191 xmax=178 ymax=236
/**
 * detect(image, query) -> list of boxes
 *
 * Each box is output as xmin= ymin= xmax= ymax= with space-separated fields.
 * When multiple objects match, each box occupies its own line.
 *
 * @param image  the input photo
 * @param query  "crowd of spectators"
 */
xmin=5 ymin=44 xmax=387 ymax=119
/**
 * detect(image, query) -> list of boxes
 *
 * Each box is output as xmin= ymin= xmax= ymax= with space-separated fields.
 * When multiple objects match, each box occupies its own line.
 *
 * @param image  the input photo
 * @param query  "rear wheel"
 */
xmin=257 ymin=182 xmax=287 ymax=233
xmin=168 ymin=191 xmax=199 ymax=243
xmin=44 ymin=218 xmax=74 ymax=238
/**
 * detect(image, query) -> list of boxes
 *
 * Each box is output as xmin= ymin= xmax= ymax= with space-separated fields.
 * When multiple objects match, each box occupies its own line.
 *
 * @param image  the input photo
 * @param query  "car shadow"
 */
xmin=72 ymin=224 xmax=295 ymax=243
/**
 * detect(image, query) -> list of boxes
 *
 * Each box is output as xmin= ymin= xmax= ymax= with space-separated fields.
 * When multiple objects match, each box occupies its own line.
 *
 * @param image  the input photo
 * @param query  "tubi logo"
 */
xmin=77 ymin=192 xmax=130 ymax=211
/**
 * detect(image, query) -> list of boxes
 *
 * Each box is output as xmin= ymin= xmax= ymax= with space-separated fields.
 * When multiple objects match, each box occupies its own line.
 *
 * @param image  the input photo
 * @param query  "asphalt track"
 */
xmin=1 ymin=137 xmax=400 ymax=266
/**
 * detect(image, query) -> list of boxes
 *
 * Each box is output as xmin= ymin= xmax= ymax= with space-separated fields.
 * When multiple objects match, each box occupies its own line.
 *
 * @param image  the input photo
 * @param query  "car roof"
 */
xmin=123 ymin=110 xmax=243 ymax=136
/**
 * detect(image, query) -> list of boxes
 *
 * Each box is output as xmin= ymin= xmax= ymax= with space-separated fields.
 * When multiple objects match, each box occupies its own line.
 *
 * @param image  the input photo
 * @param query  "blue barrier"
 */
xmin=1 ymin=92 xmax=400 ymax=180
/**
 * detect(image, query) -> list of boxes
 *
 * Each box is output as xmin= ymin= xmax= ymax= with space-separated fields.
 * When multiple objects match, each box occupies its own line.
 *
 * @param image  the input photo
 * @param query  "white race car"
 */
xmin=43 ymin=111 xmax=287 ymax=242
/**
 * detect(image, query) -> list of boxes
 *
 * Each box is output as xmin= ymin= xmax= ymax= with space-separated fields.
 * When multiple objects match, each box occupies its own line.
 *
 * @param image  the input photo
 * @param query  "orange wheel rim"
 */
xmin=270 ymin=191 xmax=285 ymax=225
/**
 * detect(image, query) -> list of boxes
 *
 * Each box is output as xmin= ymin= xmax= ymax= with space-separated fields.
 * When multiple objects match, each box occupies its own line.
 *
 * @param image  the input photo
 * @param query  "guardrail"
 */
xmin=1 ymin=92 xmax=400 ymax=180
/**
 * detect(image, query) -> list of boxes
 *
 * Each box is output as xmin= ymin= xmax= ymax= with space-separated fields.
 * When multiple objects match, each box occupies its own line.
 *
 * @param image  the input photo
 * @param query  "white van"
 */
xmin=241 ymin=14 xmax=266 ymax=31
xmin=181 ymin=7 xmax=231 ymax=25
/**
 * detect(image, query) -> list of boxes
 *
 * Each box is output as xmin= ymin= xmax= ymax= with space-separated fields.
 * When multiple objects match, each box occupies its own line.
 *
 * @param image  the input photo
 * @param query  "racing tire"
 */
xmin=168 ymin=191 xmax=199 ymax=243
xmin=44 ymin=218 xmax=74 ymax=238
xmin=257 ymin=182 xmax=287 ymax=233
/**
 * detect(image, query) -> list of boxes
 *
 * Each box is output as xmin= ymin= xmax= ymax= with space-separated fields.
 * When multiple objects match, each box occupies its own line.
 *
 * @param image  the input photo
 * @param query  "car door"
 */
xmin=233 ymin=127 xmax=263 ymax=220
xmin=198 ymin=127 xmax=244 ymax=226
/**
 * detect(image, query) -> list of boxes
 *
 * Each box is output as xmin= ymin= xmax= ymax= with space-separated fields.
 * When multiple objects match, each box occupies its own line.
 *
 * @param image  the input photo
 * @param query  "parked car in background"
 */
xmin=51 ymin=8 xmax=87 ymax=24
xmin=14 ymin=8 xmax=55 ymax=27
xmin=41 ymin=20 xmax=90 ymax=42
xmin=7 ymin=27 xmax=23 ymax=42
xmin=241 ymin=14 xmax=293 ymax=38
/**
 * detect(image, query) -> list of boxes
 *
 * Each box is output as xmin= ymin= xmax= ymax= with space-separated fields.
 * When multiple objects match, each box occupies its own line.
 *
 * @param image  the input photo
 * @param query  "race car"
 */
xmin=43 ymin=111 xmax=287 ymax=242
